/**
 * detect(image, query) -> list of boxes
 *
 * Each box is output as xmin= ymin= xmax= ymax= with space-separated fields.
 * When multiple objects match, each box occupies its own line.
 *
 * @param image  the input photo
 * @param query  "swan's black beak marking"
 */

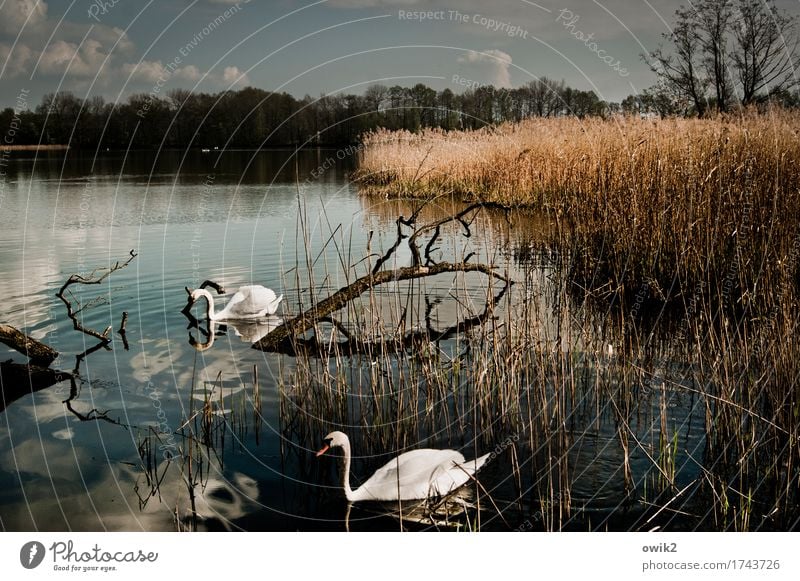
xmin=315 ymin=438 xmax=332 ymax=457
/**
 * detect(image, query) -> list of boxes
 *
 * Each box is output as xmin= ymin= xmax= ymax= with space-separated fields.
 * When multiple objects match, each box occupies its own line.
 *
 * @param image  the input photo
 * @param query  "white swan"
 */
xmin=316 ymin=431 xmax=490 ymax=502
xmin=189 ymin=285 xmax=282 ymax=321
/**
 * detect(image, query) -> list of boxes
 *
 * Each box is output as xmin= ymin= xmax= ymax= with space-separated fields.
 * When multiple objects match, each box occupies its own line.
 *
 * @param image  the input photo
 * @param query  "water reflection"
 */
xmin=188 ymin=318 xmax=284 ymax=352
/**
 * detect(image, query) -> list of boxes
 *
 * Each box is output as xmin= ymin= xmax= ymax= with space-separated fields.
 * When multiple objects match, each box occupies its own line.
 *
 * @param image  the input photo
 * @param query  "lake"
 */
xmin=0 ymin=149 xmax=765 ymax=531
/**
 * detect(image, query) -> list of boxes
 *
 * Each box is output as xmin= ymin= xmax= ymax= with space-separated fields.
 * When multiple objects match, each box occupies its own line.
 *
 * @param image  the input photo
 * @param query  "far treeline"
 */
xmin=4 ymin=78 xmax=799 ymax=150
xmin=2 ymin=0 xmax=798 ymax=149
xmin=1 ymin=81 xmax=616 ymax=149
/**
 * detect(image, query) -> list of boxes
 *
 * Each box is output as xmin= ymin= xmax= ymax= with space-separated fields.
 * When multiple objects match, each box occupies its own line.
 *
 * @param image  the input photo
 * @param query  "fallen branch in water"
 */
xmin=254 ymin=202 xmax=512 ymax=353
xmin=272 ymin=280 xmax=510 ymax=357
xmin=0 ymin=324 xmax=59 ymax=365
xmin=56 ymin=249 xmax=137 ymax=341
xmin=255 ymin=261 xmax=510 ymax=352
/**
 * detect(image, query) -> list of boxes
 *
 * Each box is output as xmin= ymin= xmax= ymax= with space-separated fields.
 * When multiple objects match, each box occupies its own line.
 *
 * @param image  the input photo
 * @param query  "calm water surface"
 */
xmin=0 ymin=149 xmax=705 ymax=531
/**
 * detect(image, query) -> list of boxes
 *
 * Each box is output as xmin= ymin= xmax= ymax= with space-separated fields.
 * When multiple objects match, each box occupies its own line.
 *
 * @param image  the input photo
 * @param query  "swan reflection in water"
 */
xmin=189 ymin=317 xmax=283 ymax=351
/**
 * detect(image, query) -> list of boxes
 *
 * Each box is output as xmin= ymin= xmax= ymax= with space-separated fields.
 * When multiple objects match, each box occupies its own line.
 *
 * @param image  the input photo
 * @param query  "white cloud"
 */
xmin=120 ymin=60 xmax=250 ymax=91
xmin=458 ymin=49 xmax=513 ymax=88
xmin=0 ymin=42 xmax=34 ymax=77
xmin=122 ymin=60 xmax=203 ymax=85
xmin=56 ymin=22 xmax=135 ymax=55
xmin=222 ymin=65 xmax=249 ymax=88
xmin=121 ymin=60 xmax=168 ymax=83
xmin=39 ymin=38 xmax=109 ymax=77
xmin=0 ymin=1 xmax=134 ymax=81
xmin=176 ymin=64 xmax=201 ymax=82
xmin=0 ymin=0 xmax=48 ymax=35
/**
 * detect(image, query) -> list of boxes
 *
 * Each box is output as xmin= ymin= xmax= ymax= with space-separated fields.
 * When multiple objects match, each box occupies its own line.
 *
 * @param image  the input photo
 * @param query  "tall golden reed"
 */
xmin=355 ymin=110 xmax=800 ymax=308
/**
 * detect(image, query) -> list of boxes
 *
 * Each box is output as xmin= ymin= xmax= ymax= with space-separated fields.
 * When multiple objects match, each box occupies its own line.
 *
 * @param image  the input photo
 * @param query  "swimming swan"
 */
xmin=189 ymin=285 xmax=282 ymax=321
xmin=316 ymin=431 xmax=490 ymax=502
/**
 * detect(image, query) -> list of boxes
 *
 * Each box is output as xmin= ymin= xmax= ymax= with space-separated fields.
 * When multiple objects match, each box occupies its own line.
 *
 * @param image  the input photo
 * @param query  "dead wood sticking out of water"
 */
xmin=0 ymin=324 xmax=58 ymax=365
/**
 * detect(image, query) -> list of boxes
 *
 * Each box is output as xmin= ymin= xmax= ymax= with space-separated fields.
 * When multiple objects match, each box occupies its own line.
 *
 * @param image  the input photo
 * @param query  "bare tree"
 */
xmin=523 ymin=77 xmax=564 ymax=117
xmin=697 ymin=0 xmax=734 ymax=111
xmin=732 ymin=0 xmax=800 ymax=105
xmin=364 ymin=84 xmax=389 ymax=113
xmin=649 ymin=7 xmax=709 ymax=116
xmin=649 ymin=1 xmax=799 ymax=114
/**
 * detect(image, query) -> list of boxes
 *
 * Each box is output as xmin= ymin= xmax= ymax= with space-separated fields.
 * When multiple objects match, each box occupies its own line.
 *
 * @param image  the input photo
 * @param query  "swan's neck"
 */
xmin=196 ymin=289 xmax=218 ymax=320
xmin=340 ymin=439 xmax=356 ymax=502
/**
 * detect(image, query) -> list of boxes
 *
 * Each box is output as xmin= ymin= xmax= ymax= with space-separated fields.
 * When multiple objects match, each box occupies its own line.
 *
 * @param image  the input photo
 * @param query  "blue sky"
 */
xmin=1 ymin=0 xmax=798 ymax=108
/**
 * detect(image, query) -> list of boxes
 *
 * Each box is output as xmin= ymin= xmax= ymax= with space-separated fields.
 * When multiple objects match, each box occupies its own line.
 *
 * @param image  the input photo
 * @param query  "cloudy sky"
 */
xmin=1 ymin=0 xmax=798 ymax=108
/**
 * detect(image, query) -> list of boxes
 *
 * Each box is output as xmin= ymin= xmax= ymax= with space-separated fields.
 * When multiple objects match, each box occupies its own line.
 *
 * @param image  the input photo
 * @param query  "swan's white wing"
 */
xmin=355 ymin=449 xmax=466 ymax=501
xmin=216 ymin=290 xmax=250 ymax=318
xmin=238 ymin=285 xmax=282 ymax=316
xmin=218 ymin=285 xmax=282 ymax=319
xmin=428 ymin=452 xmax=492 ymax=497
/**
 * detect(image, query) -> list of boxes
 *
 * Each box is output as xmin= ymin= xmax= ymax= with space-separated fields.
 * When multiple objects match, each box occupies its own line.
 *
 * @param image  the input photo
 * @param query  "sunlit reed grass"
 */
xmin=354 ymin=110 xmax=800 ymax=305
xmin=351 ymin=115 xmax=800 ymax=530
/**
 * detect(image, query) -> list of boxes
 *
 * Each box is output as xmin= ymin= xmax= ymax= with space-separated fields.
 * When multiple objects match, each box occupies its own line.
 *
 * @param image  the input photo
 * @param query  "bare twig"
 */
xmin=407 ymin=203 xmax=500 ymax=266
xmin=62 ymin=376 xmax=121 ymax=425
xmin=56 ymin=250 xmax=137 ymax=341
xmin=118 ymin=311 xmax=130 ymax=350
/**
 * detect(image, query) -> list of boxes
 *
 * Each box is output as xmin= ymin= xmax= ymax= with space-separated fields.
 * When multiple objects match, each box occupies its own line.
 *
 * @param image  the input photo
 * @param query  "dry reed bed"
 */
xmin=354 ymin=112 xmax=800 ymax=305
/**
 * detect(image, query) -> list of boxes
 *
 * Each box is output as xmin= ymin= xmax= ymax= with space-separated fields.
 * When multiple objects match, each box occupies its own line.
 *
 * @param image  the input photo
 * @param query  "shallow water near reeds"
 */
xmin=0 ymin=149 xmax=793 ymax=531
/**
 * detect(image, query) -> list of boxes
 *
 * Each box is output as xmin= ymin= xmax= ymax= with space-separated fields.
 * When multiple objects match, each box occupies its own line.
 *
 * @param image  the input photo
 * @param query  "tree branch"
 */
xmin=254 ymin=261 xmax=511 ymax=352
xmin=0 ymin=324 xmax=58 ymax=365
xmin=56 ymin=250 xmax=137 ymax=342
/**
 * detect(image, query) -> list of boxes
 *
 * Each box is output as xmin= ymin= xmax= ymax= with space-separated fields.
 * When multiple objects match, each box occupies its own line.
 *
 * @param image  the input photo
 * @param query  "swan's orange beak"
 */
xmin=315 ymin=444 xmax=330 ymax=457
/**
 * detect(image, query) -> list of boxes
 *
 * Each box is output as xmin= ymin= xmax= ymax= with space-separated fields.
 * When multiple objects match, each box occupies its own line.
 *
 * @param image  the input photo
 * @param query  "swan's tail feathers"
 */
xmin=470 ymin=452 xmax=492 ymax=475
xmin=455 ymin=452 xmax=492 ymax=480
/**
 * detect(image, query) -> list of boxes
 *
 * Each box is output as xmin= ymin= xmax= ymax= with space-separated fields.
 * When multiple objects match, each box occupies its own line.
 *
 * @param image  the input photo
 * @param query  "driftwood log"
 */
xmin=254 ymin=202 xmax=512 ymax=353
xmin=0 ymin=324 xmax=58 ymax=365
xmin=254 ymin=262 xmax=509 ymax=352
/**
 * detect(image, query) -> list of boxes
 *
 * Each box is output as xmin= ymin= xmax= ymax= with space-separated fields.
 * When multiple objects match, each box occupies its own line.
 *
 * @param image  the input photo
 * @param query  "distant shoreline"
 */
xmin=2 ymin=144 xmax=70 ymax=151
